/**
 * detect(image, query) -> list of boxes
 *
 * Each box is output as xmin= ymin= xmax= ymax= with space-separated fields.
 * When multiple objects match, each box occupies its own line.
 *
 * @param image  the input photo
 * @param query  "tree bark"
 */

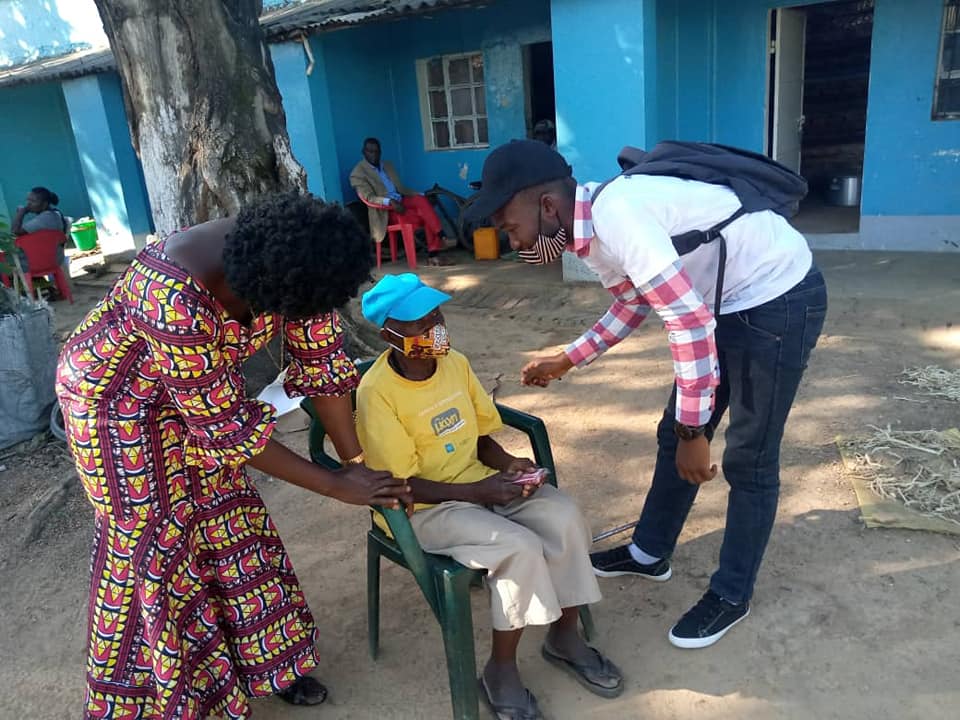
xmin=92 ymin=0 xmax=384 ymax=359
xmin=93 ymin=0 xmax=305 ymax=234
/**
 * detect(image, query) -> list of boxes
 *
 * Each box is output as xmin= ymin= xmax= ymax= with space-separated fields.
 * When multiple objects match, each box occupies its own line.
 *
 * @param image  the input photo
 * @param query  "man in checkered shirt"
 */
xmin=467 ymin=140 xmax=827 ymax=650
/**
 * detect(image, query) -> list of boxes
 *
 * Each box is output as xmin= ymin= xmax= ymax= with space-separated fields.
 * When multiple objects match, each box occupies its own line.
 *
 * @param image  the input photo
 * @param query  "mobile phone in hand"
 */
xmin=512 ymin=468 xmax=550 ymax=485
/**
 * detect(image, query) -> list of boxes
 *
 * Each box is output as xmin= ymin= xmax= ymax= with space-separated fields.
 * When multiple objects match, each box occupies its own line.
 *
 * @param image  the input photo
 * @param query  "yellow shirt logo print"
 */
xmin=431 ymin=408 xmax=465 ymax=437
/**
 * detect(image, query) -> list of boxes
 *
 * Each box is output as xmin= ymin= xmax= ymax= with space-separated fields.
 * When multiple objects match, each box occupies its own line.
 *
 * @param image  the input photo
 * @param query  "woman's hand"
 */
xmin=520 ymin=352 xmax=573 ymax=388
xmin=330 ymin=464 xmax=414 ymax=513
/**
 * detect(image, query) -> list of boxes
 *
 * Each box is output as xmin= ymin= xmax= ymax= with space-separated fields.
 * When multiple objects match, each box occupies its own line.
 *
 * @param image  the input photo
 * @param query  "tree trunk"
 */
xmin=93 ymin=0 xmax=384 ymax=359
xmin=93 ymin=0 xmax=305 ymax=233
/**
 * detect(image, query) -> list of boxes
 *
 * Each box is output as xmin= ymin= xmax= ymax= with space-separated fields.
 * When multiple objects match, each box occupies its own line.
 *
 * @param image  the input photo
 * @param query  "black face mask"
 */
xmin=518 ymin=197 xmax=567 ymax=265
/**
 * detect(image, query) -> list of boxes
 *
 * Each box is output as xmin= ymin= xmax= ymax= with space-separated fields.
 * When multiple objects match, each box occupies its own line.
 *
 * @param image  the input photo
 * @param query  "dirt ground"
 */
xmin=2 ymin=250 xmax=959 ymax=720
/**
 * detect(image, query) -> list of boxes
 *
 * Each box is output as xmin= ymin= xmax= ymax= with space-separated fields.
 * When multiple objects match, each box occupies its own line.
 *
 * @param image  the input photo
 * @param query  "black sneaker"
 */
xmin=590 ymin=544 xmax=672 ymax=581
xmin=668 ymin=590 xmax=750 ymax=649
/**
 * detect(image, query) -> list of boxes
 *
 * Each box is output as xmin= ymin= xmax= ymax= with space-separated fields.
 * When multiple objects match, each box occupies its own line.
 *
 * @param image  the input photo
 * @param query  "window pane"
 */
xmin=946 ymin=2 xmax=959 ymax=33
xmin=936 ymin=77 xmax=960 ymax=116
xmin=427 ymin=57 xmax=444 ymax=87
xmin=474 ymin=86 xmax=486 ymax=115
xmin=450 ymin=87 xmax=473 ymax=116
xmin=471 ymin=54 xmax=484 ymax=83
xmin=477 ymin=117 xmax=489 ymax=145
xmin=433 ymin=121 xmax=451 ymax=148
xmin=943 ymin=31 xmax=960 ymax=73
xmin=448 ymin=57 xmax=470 ymax=85
xmin=454 ymin=119 xmax=475 ymax=145
xmin=429 ymin=90 xmax=448 ymax=118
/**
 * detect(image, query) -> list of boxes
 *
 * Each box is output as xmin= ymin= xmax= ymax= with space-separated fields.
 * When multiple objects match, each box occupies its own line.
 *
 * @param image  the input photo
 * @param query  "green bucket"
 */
xmin=70 ymin=218 xmax=99 ymax=251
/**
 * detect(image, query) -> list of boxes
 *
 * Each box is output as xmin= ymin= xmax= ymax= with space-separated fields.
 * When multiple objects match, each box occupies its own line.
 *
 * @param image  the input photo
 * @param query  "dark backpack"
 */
xmin=594 ymin=141 xmax=808 ymax=314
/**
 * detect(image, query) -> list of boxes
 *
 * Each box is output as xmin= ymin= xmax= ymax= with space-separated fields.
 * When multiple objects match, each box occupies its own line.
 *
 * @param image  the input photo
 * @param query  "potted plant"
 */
xmin=0 ymin=216 xmax=59 ymax=450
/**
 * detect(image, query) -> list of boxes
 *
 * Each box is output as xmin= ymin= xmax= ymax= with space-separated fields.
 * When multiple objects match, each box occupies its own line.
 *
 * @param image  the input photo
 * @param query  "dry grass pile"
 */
xmin=843 ymin=426 xmax=960 ymax=527
xmin=899 ymin=366 xmax=960 ymax=402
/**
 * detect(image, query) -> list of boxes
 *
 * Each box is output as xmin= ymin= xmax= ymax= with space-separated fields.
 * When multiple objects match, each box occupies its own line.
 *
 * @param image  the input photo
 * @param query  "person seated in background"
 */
xmin=349 ymin=137 xmax=454 ymax=266
xmin=356 ymin=273 xmax=623 ymax=720
xmin=11 ymin=186 xmax=71 ymax=294
xmin=12 ymin=186 xmax=68 ymax=237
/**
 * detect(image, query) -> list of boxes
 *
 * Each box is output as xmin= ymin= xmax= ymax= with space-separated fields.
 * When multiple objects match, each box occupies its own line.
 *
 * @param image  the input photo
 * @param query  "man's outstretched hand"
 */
xmin=520 ymin=352 xmax=574 ymax=388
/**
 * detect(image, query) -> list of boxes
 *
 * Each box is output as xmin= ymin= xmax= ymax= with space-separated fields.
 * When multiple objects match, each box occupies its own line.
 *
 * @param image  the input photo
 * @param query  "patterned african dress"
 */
xmin=56 ymin=240 xmax=359 ymax=720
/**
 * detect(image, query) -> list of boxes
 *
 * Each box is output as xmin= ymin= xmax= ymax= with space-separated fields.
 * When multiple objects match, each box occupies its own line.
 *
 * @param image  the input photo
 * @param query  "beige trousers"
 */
xmin=409 ymin=484 xmax=602 ymax=631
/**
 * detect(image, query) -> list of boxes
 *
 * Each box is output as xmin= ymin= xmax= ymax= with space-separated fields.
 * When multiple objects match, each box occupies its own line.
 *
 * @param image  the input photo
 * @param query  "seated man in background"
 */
xmin=350 ymin=137 xmax=453 ymax=266
xmin=356 ymin=273 xmax=623 ymax=720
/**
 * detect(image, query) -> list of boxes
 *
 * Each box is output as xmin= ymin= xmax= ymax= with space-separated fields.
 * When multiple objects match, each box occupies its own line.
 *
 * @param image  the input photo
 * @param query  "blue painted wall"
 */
xmin=551 ymin=0 xmax=658 ymax=182
xmin=304 ymin=38 xmax=345 ymax=202
xmin=62 ymin=74 xmax=139 ymax=254
xmin=98 ymin=73 xmax=153 ymax=234
xmin=313 ymin=0 xmax=551 ymax=202
xmin=655 ymin=0 xmax=960 ymax=219
xmin=0 ymin=81 xmax=90 ymax=223
xmin=862 ymin=0 xmax=960 ymax=216
xmin=271 ymin=41 xmax=329 ymax=198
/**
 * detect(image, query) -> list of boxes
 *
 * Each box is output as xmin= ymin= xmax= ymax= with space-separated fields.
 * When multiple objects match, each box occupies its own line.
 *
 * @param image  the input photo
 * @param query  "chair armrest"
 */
xmin=496 ymin=403 xmax=558 ymax=486
xmin=359 ymin=194 xmax=388 ymax=210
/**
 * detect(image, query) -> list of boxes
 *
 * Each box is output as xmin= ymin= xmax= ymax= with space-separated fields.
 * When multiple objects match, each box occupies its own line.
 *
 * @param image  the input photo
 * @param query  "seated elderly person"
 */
xmin=356 ymin=273 xmax=623 ymax=720
xmin=349 ymin=137 xmax=453 ymax=266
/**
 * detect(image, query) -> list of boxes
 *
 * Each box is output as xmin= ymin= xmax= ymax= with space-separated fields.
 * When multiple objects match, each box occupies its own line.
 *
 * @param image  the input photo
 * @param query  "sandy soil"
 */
xmin=2 ymin=250 xmax=959 ymax=720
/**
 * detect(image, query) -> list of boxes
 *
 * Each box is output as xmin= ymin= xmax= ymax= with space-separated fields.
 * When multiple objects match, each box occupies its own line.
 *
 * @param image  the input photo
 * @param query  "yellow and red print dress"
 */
xmin=56 ymin=240 xmax=359 ymax=720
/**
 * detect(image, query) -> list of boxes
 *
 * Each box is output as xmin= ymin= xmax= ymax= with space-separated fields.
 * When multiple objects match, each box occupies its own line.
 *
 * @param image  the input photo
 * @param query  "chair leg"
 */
xmin=439 ymin=570 xmax=480 ymax=720
xmin=375 ymin=240 xmax=382 ymax=270
xmin=367 ymin=533 xmax=381 ymax=660
xmin=389 ymin=230 xmax=399 ymax=263
xmin=579 ymin=605 xmax=596 ymax=643
xmin=54 ymin=268 xmax=73 ymax=304
xmin=23 ymin=273 xmax=34 ymax=297
xmin=401 ymin=225 xmax=417 ymax=269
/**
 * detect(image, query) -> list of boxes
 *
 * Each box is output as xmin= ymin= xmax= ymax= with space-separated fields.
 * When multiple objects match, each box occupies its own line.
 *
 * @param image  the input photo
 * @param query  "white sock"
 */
xmin=628 ymin=543 xmax=661 ymax=565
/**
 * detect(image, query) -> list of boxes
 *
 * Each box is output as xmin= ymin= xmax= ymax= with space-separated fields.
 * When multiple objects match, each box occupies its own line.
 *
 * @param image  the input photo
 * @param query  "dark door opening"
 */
xmin=524 ymin=41 xmax=556 ymax=139
xmin=769 ymin=0 xmax=874 ymax=234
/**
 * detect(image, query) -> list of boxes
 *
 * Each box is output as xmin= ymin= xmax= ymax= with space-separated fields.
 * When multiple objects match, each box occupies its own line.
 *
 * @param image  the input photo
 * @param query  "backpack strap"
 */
xmin=592 ymin=175 xmax=746 ymax=316
xmin=669 ymin=207 xmax=746 ymax=316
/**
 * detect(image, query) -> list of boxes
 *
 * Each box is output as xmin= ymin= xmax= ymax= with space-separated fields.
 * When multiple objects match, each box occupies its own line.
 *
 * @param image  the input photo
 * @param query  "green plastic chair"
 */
xmin=301 ymin=359 xmax=595 ymax=720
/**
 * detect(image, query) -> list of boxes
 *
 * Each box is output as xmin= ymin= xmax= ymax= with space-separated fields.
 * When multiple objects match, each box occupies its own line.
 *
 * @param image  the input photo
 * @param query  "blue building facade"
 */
xmin=1 ymin=0 xmax=957 ymax=256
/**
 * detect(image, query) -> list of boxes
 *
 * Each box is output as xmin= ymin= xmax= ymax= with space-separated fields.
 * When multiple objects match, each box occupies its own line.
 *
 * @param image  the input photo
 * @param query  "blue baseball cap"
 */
xmin=361 ymin=273 xmax=452 ymax=328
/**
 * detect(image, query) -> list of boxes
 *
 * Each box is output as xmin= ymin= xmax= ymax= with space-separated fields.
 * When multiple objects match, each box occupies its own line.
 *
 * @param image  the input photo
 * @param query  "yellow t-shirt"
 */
xmin=356 ymin=350 xmax=504 ymax=523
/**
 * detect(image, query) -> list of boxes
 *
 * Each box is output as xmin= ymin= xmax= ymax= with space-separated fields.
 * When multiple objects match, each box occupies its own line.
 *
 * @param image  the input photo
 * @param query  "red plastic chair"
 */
xmin=16 ymin=230 xmax=73 ymax=303
xmin=359 ymin=195 xmax=418 ymax=269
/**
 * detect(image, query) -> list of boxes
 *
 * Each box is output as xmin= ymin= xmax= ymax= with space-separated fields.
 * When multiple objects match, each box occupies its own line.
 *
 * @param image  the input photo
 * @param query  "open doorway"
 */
xmin=523 ymin=41 xmax=556 ymax=142
xmin=767 ymin=0 xmax=874 ymax=234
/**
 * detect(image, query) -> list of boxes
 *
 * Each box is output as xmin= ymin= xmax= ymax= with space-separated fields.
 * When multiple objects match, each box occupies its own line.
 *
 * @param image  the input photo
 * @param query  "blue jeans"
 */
xmin=632 ymin=265 xmax=827 ymax=604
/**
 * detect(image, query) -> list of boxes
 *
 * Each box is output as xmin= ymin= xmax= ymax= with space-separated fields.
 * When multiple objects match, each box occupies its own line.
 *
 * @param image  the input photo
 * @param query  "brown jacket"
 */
xmin=349 ymin=160 xmax=415 ymax=243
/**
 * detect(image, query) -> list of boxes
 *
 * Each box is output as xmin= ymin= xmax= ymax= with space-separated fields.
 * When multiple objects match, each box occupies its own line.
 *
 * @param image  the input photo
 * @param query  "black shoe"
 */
xmin=590 ymin=544 xmax=672 ymax=581
xmin=668 ymin=590 xmax=750 ymax=649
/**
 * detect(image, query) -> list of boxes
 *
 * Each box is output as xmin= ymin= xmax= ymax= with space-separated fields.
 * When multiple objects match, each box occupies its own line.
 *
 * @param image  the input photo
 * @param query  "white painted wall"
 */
xmin=0 ymin=0 xmax=108 ymax=67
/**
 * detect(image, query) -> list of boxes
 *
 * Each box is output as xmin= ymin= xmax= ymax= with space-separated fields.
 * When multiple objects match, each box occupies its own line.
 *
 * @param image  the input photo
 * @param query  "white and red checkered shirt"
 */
xmin=565 ymin=184 xmax=720 ymax=427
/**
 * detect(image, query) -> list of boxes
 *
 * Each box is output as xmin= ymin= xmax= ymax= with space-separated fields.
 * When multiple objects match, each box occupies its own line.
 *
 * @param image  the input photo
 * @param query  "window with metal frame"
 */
xmin=417 ymin=52 xmax=488 ymax=150
xmin=934 ymin=0 xmax=960 ymax=119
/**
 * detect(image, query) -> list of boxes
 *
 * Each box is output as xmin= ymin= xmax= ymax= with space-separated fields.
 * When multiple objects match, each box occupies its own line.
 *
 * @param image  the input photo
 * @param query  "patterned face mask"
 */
xmin=518 ymin=227 xmax=567 ymax=265
xmin=519 ymin=196 xmax=568 ymax=265
xmin=385 ymin=323 xmax=451 ymax=358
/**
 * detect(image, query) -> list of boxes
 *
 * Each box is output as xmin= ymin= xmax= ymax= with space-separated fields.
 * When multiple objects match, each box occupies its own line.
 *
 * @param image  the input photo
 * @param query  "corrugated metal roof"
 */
xmin=0 ymin=0 xmax=485 ymax=89
xmin=0 ymin=45 xmax=114 ymax=88
xmin=262 ymin=0 xmax=486 ymax=37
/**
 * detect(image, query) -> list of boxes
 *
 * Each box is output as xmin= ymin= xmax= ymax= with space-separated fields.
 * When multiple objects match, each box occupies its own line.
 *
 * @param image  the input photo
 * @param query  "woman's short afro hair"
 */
xmin=224 ymin=192 xmax=374 ymax=318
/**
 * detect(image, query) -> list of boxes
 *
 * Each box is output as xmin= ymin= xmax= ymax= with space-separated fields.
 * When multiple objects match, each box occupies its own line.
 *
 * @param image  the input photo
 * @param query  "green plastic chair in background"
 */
xmin=301 ymin=359 xmax=595 ymax=720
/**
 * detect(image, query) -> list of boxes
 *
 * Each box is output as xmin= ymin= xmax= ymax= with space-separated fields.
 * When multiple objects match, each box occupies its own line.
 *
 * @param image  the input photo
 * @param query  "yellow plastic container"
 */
xmin=473 ymin=227 xmax=499 ymax=260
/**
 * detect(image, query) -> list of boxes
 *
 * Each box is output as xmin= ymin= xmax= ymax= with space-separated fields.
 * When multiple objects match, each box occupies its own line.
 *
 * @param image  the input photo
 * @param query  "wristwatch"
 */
xmin=674 ymin=422 xmax=707 ymax=441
